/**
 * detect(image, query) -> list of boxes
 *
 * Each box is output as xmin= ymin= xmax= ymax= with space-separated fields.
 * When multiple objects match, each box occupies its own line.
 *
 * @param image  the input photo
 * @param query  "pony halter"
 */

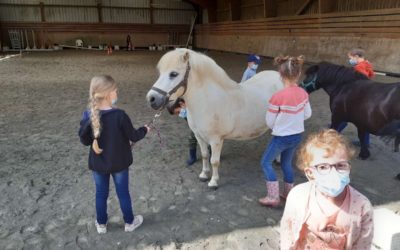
xmin=151 ymin=62 xmax=191 ymax=107
xmin=300 ymin=73 xmax=318 ymax=93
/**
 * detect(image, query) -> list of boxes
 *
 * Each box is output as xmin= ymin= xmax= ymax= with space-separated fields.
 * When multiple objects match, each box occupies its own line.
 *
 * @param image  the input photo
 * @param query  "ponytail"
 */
xmin=274 ymin=55 xmax=305 ymax=83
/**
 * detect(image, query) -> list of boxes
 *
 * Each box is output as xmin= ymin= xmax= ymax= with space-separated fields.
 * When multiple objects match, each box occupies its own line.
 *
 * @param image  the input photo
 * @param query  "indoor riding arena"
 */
xmin=1 ymin=1 xmax=400 ymax=249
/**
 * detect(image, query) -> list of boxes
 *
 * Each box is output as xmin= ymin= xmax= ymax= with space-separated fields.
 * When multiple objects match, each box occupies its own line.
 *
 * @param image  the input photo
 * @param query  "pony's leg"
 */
xmin=208 ymin=140 xmax=224 ymax=189
xmin=394 ymin=135 xmax=400 ymax=152
xmin=196 ymin=136 xmax=211 ymax=182
xmin=357 ymin=128 xmax=370 ymax=160
xmin=330 ymin=116 xmax=342 ymax=131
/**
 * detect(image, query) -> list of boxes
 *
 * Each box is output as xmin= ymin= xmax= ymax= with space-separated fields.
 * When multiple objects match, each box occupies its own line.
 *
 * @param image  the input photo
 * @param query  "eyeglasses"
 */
xmin=311 ymin=161 xmax=351 ymax=175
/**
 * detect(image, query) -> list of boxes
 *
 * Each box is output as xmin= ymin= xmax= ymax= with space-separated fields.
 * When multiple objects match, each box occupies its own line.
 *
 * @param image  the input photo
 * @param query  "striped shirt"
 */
xmin=266 ymin=86 xmax=312 ymax=136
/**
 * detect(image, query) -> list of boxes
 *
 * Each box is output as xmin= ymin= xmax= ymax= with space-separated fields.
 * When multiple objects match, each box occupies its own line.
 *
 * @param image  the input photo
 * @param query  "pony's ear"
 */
xmin=182 ymin=51 xmax=189 ymax=63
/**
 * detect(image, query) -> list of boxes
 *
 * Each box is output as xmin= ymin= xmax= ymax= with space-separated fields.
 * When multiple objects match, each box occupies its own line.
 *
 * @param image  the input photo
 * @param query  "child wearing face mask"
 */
xmin=337 ymin=48 xmax=375 ymax=146
xmin=241 ymin=54 xmax=261 ymax=83
xmin=280 ymin=129 xmax=373 ymax=250
xmin=167 ymin=98 xmax=198 ymax=166
xmin=79 ymin=75 xmax=151 ymax=234
xmin=348 ymin=48 xmax=375 ymax=79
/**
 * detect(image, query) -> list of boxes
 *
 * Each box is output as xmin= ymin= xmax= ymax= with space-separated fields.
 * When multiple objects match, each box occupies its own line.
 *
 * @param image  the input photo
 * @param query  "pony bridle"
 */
xmin=301 ymin=73 xmax=318 ymax=92
xmin=150 ymin=62 xmax=191 ymax=107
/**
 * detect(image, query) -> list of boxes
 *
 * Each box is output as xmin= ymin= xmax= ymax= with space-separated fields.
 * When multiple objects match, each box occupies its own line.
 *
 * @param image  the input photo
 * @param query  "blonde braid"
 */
xmin=87 ymin=75 xmax=117 ymax=155
xmin=89 ymin=94 xmax=103 ymax=154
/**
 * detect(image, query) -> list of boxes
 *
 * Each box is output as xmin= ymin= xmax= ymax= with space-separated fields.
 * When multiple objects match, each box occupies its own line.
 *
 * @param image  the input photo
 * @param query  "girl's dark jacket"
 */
xmin=79 ymin=109 xmax=147 ymax=174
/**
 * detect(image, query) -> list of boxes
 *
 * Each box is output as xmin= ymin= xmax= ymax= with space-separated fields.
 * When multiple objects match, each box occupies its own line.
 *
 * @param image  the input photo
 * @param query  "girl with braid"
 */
xmin=259 ymin=55 xmax=312 ymax=207
xmin=79 ymin=75 xmax=150 ymax=234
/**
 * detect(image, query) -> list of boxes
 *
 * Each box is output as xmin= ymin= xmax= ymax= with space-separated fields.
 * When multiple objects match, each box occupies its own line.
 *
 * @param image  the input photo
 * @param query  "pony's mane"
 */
xmin=160 ymin=49 xmax=237 ymax=86
xmin=318 ymin=61 xmax=368 ymax=84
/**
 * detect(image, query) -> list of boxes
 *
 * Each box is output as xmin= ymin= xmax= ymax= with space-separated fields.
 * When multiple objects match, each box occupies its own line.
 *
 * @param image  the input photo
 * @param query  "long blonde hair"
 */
xmin=88 ymin=75 xmax=117 ymax=154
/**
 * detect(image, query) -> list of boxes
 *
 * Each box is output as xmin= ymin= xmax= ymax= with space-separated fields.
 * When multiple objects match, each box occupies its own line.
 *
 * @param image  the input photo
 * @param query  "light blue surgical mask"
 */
xmin=112 ymin=98 xmax=118 ymax=105
xmin=313 ymin=169 xmax=350 ymax=197
xmin=178 ymin=108 xmax=187 ymax=118
xmin=250 ymin=64 xmax=258 ymax=70
xmin=348 ymin=58 xmax=357 ymax=66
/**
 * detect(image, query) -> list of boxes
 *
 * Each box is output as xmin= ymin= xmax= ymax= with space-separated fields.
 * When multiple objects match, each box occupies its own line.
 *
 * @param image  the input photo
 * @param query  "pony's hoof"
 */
xmin=199 ymin=172 xmax=210 ymax=182
xmin=396 ymin=173 xmax=400 ymax=181
xmin=207 ymin=179 xmax=219 ymax=189
xmin=358 ymin=148 xmax=370 ymax=160
xmin=358 ymin=152 xmax=370 ymax=160
xmin=199 ymin=177 xmax=210 ymax=182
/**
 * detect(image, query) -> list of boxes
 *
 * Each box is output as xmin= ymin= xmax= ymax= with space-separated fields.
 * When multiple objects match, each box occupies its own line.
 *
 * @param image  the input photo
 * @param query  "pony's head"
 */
xmin=300 ymin=62 xmax=368 ymax=93
xmin=300 ymin=64 xmax=321 ymax=93
xmin=146 ymin=49 xmax=192 ymax=110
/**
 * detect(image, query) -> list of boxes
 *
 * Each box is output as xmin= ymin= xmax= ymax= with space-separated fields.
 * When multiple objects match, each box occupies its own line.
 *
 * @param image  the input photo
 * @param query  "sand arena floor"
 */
xmin=0 ymin=50 xmax=399 ymax=249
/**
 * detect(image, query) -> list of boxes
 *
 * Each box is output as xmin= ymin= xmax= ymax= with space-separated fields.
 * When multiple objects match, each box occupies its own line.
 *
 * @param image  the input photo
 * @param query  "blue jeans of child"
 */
xmin=261 ymin=134 xmax=302 ymax=183
xmin=92 ymin=169 xmax=134 ymax=224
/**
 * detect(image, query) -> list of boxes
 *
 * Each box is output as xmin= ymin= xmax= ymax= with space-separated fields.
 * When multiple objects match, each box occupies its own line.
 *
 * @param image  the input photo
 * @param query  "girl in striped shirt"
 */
xmin=259 ymin=55 xmax=312 ymax=207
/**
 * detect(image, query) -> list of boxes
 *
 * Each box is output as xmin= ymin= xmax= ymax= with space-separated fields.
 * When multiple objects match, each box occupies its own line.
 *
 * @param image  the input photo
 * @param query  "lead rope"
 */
xmin=131 ymin=110 xmax=166 ymax=150
xmin=148 ymin=110 xmax=166 ymax=149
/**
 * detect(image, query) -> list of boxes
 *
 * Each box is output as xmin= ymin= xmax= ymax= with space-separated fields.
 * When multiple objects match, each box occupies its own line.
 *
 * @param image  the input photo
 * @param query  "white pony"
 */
xmin=146 ymin=49 xmax=283 ymax=189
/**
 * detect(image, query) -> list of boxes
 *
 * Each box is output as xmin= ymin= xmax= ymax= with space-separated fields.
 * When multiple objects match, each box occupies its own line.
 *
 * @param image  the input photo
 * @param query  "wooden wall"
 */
xmin=0 ymin=0 xmax=196 ymax=49
xmin=195 ymin=8 xmax=400 ymax=72
xmin=214 ymin=0 xmax=400 ymax=21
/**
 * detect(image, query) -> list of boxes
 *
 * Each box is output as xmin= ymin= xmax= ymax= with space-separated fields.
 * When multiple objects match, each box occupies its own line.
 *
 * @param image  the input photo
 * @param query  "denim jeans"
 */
xmin=261 ymin=134 xmax=302 ymax=183
xmin=92 ymin=169 xmax=134 ymax=224
xmin=337 ymin=122 xmax=370 ymax=145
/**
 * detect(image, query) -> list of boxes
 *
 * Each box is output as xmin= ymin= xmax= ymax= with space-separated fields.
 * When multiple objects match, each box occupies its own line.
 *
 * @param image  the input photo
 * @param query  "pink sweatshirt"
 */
xmin=266 ymin=86 xmax=311 ymax=136
xmin=280 ymin=182 xmax=374 ymax=250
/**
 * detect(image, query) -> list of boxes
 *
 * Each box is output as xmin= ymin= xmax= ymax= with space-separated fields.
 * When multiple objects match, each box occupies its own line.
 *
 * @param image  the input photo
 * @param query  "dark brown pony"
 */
xmin=301 ymin=62 xmax=400 ymax=159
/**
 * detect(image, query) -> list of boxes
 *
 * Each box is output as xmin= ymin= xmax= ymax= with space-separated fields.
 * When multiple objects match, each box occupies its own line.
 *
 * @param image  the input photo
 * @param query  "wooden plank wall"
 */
xmin=197 ymin=8 xmax=400 ymax=38
xmin=0 ymin=1 xmax=194 ymax=49
xmin=215 ymin=0 xmax=400 ymax=21
xmin=195 ymin=8 xmax=400 ymax=72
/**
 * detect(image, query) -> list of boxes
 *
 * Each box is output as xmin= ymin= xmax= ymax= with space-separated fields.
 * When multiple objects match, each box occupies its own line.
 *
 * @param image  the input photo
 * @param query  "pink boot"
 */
xmin=280 ymin=182 xmax=294 ymax=200
xmin=258 ymin=181 xmax=280 ymax=207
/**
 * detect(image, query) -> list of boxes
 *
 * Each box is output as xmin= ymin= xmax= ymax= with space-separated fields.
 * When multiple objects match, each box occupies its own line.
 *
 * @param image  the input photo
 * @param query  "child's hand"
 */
xmin=144 ymin=125 xmax=151 ymax=133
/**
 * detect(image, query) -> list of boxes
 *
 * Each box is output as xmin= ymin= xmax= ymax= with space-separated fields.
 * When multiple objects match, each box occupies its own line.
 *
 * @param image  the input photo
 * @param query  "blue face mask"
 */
xmin=348 ymin=58 xmax=357 ymax=66
xmin=250 ymin=64 xmax=258 ymax=70
xmin=112 ymin=98 xmax=118 ymax=105
xmin=178 ymin=108 xmax=187 ymax=118
xmin=312 ymin=169 xmax=350 ymax=197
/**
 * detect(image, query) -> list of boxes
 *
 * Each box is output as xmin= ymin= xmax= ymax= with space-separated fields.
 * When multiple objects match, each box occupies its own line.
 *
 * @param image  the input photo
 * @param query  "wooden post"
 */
xmin=150 ymin=0 xmax=154 ymax=24
xmin=296 ymin=0 xmax=314 ymax=15
xmin=263 ymin=0 xmax=277 ymax=18
xmin=318 ymin=0 xmax=336 ymax=14
xmin=97 ymin=3 xmax=102 ymax=23
xmin=230 ymin=0 xmax=241 ymax=21
xmin=0 ymin=23 xmax=3 ymax=52
xmin=39 ymin=2 xmax=45 ymax=22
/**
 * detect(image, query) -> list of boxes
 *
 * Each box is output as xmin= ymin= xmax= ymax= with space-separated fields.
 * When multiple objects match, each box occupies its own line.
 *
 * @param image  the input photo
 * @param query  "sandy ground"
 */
xmin=0 ymin=50 xmax=399 ymax=250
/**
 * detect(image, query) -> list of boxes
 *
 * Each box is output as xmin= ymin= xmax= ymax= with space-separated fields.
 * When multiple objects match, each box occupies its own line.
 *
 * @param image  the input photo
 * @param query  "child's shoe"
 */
xmin=280 ymin=182 xmax=294 ymax=200
xmin=125 ymin=215 xmax=143 ymax=232
xmin=258 ymin=181 xmax=280 ymax=207
xmin=187 ymin=148 xmax=197 ymax=166
xmin=95 ymin=221 xmax=107 ymax=234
